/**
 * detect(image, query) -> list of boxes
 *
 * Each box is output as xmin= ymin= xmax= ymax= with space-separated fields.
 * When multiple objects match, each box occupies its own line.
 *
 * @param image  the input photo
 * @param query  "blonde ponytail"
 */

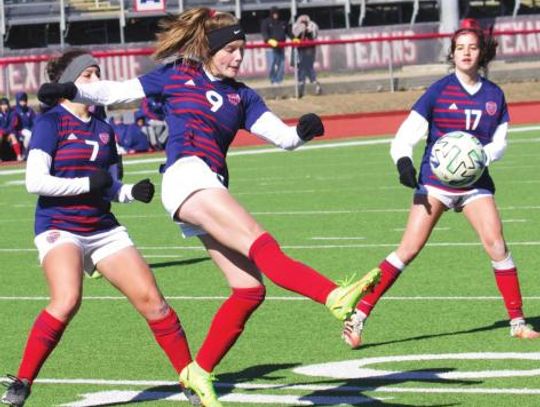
xmin=153 ymin=7 xmax=239 ymax=64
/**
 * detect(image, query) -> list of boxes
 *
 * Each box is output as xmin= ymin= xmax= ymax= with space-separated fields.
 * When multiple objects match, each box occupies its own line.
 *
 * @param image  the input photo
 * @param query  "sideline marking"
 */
xmin=1 ymin=131 xmax=539 ymax=177
xmin=295 ymin=352 xmax=540 ymax=380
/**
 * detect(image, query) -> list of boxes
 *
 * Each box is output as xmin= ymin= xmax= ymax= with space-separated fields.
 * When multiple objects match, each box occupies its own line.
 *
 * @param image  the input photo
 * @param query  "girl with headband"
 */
xmin=38 ymin=8 xmax=380 ymax=407
xmin=2 ymin=49 xmax=196 ymax=407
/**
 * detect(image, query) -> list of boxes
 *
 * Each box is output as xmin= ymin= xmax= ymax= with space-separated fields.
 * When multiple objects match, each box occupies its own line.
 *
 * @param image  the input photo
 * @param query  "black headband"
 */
xmin=207 ymin=24 xmax=246 ymax=55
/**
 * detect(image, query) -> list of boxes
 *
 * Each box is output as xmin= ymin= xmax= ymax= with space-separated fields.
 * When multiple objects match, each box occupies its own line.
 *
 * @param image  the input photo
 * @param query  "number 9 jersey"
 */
xmin=138 ymin=61 xmax=269 ymax=186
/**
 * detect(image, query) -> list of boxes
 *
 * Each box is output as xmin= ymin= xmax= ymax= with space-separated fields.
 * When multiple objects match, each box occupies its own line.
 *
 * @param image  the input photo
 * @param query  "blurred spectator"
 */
xmin=292 ymin=15 xmax=322 ymax=98
xmin=122 ymin=111 xmax=151 ymax=153
xmin=108 ymin=115 xmax=129 ymax=154
xmin=14 ymin=91 xmax=37 ymax=152
xmin=0 ymin=97 xmax=23 ymax=161
xmin=140 ymin=96 xmax=168 ymax=150
xmin=261 ymin=7 xmax=290 ymax=85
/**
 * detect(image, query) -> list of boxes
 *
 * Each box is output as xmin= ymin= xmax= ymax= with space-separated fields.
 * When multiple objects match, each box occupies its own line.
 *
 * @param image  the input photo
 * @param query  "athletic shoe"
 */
xmin=179 ymin=362 xmax=222 ymax=407
xmin=180 ymin=384 xmax=202 ymax=406
xmin=325 ymin=268 xmax=381 ymax=321
xmin=1 ymin=375 xmax=31 ymax=406
xmin=342 ymin=310 xmax=365 ymax=349
xmin=510 ymin=319 xmax=540 ymax=339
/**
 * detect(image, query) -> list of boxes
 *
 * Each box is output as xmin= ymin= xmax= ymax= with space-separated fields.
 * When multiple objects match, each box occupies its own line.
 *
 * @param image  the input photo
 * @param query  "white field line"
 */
xmin=1 ymin=130 xmax=539 ymax=177
xmin=3 ymin=240 xmax=540 ymax=253
xmin=9 ymin=377 xmax=540 ymax=396
xmin=2 ymin=295 xmax=540 ymax=301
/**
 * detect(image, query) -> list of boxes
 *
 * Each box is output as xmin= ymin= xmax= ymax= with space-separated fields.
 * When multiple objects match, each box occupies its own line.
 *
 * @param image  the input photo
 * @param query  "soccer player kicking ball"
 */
xmin=37 ymin=8 xmax=380 ymax=407
xmin=342 ymin=23 xmax=539 ymax=350
xmin=1 ymin=51 xmax=194 ymax=407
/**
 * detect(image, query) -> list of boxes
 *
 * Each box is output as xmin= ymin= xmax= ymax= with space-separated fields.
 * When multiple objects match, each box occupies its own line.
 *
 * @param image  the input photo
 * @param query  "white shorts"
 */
xmin=161 ymin=156 xmax=227 ymax=238
xmin=34 ymin=226 xmax=133 ymax=275
xmin=417 ymin=184 xmax=493 ymax=211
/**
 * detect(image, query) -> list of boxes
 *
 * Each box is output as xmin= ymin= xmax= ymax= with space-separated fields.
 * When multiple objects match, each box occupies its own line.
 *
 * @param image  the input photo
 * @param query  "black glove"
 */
xmin=38 ymin=82 xmax=78 ymax=106
xmin=132 ymin=178 xmax=155 ymax=203
xmin=297 ymin=113 xmax=324 ymax=141
xmin=89 ymin=169 xmax=113 ymax=193
xmin=396 ymin=157 xmax=418 ymax=189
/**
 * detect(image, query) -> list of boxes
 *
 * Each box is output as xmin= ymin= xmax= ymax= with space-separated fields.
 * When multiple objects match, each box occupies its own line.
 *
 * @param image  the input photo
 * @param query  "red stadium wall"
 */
xmin=231 ymin=101 xmax=540 ymax=147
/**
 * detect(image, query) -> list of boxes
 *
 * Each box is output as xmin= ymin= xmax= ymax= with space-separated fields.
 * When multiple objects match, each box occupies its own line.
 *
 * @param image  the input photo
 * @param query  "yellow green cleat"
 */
xmin=325 ymin=268 xmax=381 ymax=321
xmin=179 ymin=362 xmax=222 ymax=407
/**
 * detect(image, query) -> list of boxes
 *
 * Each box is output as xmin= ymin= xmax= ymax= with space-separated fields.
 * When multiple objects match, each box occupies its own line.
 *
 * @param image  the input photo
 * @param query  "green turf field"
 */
xmin=1 ymin=128 xmax=539 ymax=406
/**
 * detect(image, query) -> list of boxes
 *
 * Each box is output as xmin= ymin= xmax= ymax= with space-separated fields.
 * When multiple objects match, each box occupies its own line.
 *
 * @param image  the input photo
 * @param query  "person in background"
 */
xmin=38 ymin=8 xmax=381 ymax=407
xmin=292 ymin=14 xmax=322 ymax=98
xmin=14 ymin=92 xmax=37 ymax=153
xmin=341 ymin=25 xmax=540 ymax=350
xmin=140 ymin=96 xmax=168 ymax=150
xmin=0 ymin=97 xmax=23 ymax=162
xmin=1 ymin=49 xmax=194 ymax=407
xmin=123 ymin=110 xmax=151 ymax=154
xmin=260 ymin=6 xmax=290 ymax=85
xmin=108 ymin=115 xmax=129 ymax=155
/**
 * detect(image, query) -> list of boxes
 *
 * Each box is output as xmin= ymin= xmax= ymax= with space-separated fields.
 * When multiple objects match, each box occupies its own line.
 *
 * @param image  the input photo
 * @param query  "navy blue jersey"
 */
xmin=413 ymin=73 xmax=509 ymax=192
xmin=138 ymin=61 xmax=268 ymax=184
xmin=29 ymin=105 xmax=121 ymax=235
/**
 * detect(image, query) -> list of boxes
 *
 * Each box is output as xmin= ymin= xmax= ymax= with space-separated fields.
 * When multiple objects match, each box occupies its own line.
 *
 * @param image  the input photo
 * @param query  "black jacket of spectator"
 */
xmin=261 ymin=10 xmax=290 ymax=42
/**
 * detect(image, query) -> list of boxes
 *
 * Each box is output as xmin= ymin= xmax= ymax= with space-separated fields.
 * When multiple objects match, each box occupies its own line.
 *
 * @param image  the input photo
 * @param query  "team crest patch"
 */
xmin=227 ymin=93 xmax=241 ymax=106
xmin=485 ymin=101 xmax=497 ymax=116
xmin=46 ymin=231 xmax=61 ymax=244
xmin=99 ymin=133 xmax=110 ymax=144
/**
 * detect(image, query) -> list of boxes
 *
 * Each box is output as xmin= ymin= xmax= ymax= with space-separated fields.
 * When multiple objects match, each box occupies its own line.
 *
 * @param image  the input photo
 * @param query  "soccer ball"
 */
xmin=429 ymin=131 xmax=487 ymax=188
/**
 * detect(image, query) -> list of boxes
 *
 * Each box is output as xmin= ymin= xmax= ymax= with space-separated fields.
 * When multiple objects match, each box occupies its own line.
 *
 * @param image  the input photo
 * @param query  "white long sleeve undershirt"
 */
xmin=74 ymin=79 xmax=145 ymax=106
xmin=390 ymin=110 xmax=429 ymax=164
xmin=25 ymin=149 xmax=135 ymax=202
xmin=390 ymin=110 xmax=508 ymax=166
xmin=249 ymin=111 xmax=305 ymax=150
xmin=75 ymin=79 xmax=305 ymax=151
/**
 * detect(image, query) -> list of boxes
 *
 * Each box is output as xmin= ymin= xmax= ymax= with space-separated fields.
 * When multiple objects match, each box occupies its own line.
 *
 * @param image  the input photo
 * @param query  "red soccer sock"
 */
xmin=248 ymin=233 xmax=336 ymax=304
xmin=17 ymin=310 xmax=67 ymax=383
xmin=11 ymin=140 xmax=22 ymax=157
xmin=148 ymin=308 xmax=192 ymax=374
xmin=196 ymin=286 xmax=265 ymax=372
xmin=357 ymin=259 xmax=402 ymax=317
xmin=494 ymin=267 xmax=524 ymax=320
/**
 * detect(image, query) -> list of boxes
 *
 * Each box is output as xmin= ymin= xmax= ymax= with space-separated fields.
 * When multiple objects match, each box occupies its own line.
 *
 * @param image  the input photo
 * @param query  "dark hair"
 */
xmin=46 ymin=49 xmax=89 ymax=83
xmin=447 ymin=28 xmax=498 ymax=74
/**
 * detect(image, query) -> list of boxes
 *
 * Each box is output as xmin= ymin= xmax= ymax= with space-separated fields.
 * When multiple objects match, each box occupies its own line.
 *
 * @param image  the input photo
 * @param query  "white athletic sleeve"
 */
xmin=25 ymin=149 xmax=90 ymax=196
xmin=390 ymin=110 xmax=429 ymax=164
xmin=115 ymin=184 xmax=135 ymax=203
xmin=483 ymin=122 xmax=508 ymax=165
xmin=74 ymin=79 xmax=146 ymax=106
xmin=249 ymin=111 xmax=305 ymax=151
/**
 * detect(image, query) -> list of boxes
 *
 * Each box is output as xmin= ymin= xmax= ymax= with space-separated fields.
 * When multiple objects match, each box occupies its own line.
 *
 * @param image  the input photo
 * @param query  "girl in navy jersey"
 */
xmin=341 ymin=25 xmax=539 ymax=349
xmin=38 ymin=8 xmax=380 ymax=407
xmin=1 ymin=50 xmax=195 ymax=407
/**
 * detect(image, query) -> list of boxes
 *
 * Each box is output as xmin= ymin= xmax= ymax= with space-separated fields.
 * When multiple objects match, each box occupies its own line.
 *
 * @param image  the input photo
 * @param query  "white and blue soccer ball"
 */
xmin=429 ymin=131 xmax=487 ymax=188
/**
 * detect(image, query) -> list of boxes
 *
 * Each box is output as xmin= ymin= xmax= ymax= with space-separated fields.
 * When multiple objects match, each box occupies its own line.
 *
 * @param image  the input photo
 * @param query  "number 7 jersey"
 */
xmin=413 ymin=73 xmax=509 ymax=192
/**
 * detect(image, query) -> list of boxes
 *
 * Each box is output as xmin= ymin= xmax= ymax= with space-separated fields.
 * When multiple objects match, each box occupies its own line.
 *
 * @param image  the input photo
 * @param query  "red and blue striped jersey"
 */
xmin=413 ymin=73 xmax=509 ymax=192
xmin=29 ymin=105 xmax=121 ymax=235
xmin=138 ymin=61 xmax=269 ymax=185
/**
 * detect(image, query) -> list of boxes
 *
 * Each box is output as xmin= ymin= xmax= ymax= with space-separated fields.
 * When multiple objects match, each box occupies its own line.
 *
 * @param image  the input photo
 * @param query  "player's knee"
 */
xmin=483 ymin=237 xmax=506 ymax=258
xmin=136 ymin=291 xmax=168 ymax=320
xmin=49 ymin=294 xmax=82 ymax=321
